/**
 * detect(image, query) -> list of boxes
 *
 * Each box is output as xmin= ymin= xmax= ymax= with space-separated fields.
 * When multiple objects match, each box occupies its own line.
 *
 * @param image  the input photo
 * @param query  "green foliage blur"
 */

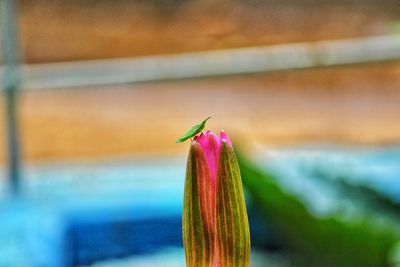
xmin=237 ymin=151 xmax=400 ymax=267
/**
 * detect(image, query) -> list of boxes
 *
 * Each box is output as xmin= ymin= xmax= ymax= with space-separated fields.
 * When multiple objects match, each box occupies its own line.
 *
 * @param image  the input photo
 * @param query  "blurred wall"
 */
xmin=18 ymin=0 xmax=400 ymax=62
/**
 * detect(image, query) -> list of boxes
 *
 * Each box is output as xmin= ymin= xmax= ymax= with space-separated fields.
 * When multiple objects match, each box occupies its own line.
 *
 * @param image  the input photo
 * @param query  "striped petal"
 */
xmin=215 ymin=140 xmax=251 ymax=267
xmin=183 ymin=141 xmax=216 ymax=267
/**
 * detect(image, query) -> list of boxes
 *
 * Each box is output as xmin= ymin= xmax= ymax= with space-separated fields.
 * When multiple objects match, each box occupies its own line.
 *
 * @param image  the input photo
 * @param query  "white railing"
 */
xmin=1 ymin=35 xmax=400 ymax=90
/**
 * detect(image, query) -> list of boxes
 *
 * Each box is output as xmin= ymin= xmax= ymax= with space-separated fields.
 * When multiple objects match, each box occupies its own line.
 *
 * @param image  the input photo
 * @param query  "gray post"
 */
xmin=1 ymin=0 xmax=22 ymax=195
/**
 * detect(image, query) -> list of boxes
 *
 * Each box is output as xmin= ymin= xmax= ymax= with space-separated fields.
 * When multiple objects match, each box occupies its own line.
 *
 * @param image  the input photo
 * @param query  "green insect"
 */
xmin=176 ymin=116 xmax=211 ymax=144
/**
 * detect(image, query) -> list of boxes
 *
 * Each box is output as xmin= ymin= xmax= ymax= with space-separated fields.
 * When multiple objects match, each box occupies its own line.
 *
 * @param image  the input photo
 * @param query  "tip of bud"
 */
xmin=193 ymin=130 xmax=234 ymax=149
xmin=220 ymin=130 xmax=233 ymax=148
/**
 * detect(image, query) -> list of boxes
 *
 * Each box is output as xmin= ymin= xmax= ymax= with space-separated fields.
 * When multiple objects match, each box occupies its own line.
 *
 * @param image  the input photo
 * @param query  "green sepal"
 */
xmin=215 ymin=141 xmax=251 ymax=267
xmin=182 ymin=141 xmax=215 ymax=267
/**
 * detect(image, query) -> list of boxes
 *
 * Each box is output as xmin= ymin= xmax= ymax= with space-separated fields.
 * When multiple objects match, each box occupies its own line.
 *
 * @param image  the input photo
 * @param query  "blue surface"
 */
xmin=1 ymin=157 xmax=187 ymax=267
xmin=68 ymin=216 xmax=182 ymax=266
xmin=0 ymin=201 xmax=66 ymax=267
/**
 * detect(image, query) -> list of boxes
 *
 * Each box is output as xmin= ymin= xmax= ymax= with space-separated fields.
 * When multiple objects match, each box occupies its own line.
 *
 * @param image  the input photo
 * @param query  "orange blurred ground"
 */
xmin=1 ymin=63 xmax=400 ymax=164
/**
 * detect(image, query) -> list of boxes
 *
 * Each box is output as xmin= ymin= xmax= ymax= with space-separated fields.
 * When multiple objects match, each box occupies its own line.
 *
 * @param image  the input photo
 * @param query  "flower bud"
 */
xmin=183 ymin=130 xmax=250 ymax=267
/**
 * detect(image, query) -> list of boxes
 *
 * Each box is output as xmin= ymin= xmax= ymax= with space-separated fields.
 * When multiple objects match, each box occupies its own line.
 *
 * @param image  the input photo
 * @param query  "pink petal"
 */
xmin=194 ymin=131 xmax=221 ymax=184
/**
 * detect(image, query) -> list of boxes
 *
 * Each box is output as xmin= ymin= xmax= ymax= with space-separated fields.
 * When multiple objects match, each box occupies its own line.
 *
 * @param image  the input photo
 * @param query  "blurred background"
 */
xmin=1 ymin=0 xmax=400 ymax=266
